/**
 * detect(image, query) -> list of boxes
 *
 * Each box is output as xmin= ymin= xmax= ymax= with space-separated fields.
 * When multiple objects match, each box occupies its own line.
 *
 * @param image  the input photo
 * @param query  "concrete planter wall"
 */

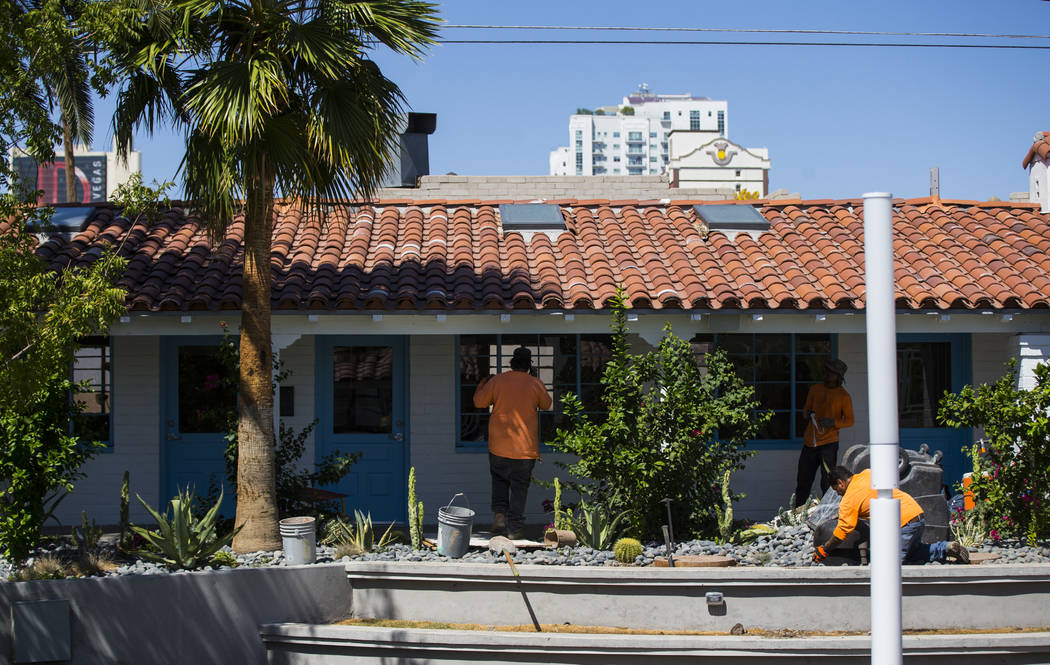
xmin=345 ymin=561 xmax=1050 ymax=633
xmin=262 ymin=624 xmax=1050 ymax=665
xmin=0 ymin=563 xmax=350 ymax=665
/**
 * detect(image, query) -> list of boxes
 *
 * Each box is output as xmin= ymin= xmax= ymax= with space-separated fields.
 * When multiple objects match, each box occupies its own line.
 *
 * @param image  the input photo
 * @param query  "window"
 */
xmin=613 ymin=168 xmax=620 ymax=173
xmin=612 ymin=131 xmax=620 ymax=137
xmin=735 ymin=170 xmax=741 ymax=177
xmin=177 ymin=345 xmax=237 ymax=434
xmin=72 ymin=337 xmax=112 ymax=446
xmin=574 ymin=130 xmax=582 ymax=139
xmin=717 ymin=110 xmax=725 ymax=136
xmin=650 ymin=156 xmax=657 ymax=162
xmin=897 ymin=342 xmax=950 ymax=427
xmin=690 ymin=334 xmax=833 ymax=443
xmin=628 ymin=131 xmax=643 ymax=141
xmin=689 ymin=110 xmax=701 ymax=131
xmin=650 ymin=132 xmax=657 ymax=138
xmin=662 ymin=111 xmax=670 ymax=120
xmin=457 ymin=334 xmax=613 ymax=448
xmin=575 ymin=152 xmax=583 ymax=175
xmin=613 ymin=156 xmax=620 ymax=162
xmin=612 ymin=144 xmax=620 ymax=150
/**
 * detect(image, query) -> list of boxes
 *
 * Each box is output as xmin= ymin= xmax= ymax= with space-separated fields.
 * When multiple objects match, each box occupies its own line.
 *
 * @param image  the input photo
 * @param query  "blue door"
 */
xmin=897 ymin=333 xmax=972 ymax=489
xmin=161 ymin=337 xmax=236 ymax=514
xmin=316 ymin=337 xmax=408 ymax=522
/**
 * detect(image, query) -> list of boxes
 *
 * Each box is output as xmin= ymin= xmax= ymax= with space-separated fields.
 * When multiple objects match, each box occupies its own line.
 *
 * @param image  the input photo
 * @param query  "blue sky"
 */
xmin=93 ymin=0 xmax=1050 ymax=201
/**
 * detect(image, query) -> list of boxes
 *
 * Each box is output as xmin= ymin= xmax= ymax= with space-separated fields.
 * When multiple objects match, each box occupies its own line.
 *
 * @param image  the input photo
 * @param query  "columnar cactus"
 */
xmin=714 ymin=468 xmax=735 ymax=543
xmin=408 ymin=467 xmax=424 ymax=550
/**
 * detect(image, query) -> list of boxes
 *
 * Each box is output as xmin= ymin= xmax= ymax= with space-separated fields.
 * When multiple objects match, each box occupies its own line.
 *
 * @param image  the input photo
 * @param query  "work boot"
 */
xmin=506 ymin=527 xmax=525 ymax=541
xmin=491 ymin=513 xmax=506 ymax=535
xmin=946 ymin=541 xmax=970 ymax=564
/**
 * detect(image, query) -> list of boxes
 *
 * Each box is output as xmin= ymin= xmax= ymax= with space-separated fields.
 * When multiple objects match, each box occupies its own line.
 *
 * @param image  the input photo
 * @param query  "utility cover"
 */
xmin=13 ymin=599 xmax=71 ymax=663
xmin=692 ymin=204 xmax=770 ymax=232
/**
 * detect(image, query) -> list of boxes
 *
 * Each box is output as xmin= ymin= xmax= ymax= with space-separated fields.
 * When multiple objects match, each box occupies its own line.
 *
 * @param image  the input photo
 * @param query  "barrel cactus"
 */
xmin=613 ymin=537 xmax=643 ymax=564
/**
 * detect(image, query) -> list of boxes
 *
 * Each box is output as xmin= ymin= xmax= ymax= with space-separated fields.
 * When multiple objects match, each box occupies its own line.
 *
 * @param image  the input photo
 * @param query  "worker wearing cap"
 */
xmin=473 ymin=347 xmax=553 ymax=540
xmin=813 ymin=466 xmax=969 ymax=565
xmin=793 ymin=358 xmax=854 ymax=507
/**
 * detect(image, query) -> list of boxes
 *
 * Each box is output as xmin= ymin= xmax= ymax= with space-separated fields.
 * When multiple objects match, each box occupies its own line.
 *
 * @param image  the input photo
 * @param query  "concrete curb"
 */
xmin=261 ymin=623 xmax=1050 ymax=665
xmin=346 ymin=561 xmax=1050 ymax=632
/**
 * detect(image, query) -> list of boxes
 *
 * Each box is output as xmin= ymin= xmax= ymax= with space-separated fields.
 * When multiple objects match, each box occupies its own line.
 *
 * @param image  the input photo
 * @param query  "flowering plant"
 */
xmin=939 ymin=359 xmax=1050 ymax=545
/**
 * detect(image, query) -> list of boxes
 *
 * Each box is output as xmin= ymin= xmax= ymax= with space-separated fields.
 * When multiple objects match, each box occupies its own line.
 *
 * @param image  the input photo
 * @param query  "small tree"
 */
xmin=549 ymin=291 xmax=768 ymax=540
xmin=575 ymin=107 xmax=593 ymax=115
xmin=0 ymin=198 xmax=126 ymax=561
xmin=620 ymin=106 xmax=635 ymax=116
xmin=938 ymin=360 xmax=1050 ymax=545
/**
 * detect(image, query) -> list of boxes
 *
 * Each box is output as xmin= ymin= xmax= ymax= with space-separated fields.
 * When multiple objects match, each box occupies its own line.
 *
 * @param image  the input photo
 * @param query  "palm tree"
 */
xmin=107 ymin=0 xmax=439 ymax=551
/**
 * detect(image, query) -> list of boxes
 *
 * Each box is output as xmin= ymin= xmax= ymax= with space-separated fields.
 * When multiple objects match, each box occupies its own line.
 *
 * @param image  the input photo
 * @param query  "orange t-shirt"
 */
xmin=833 ymin=468 xmax=925 ymax=540
xmin=802 ymin=383 xmax=854 ymax=447
xmin=473 ymin=371 xmax=553 ymax=459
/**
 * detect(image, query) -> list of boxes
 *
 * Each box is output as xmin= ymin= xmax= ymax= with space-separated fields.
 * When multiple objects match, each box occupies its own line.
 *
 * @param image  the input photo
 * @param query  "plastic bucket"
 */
xmin=279 ymin=516 xmax=317 ymax=565
xmin=437 ymin=493 xmax=474 ymax=558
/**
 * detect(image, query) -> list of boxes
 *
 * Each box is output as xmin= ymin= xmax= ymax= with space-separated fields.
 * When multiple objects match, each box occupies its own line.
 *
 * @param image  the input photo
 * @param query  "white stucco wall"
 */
xmin=276 ymin=335 xmax=317 ymax=472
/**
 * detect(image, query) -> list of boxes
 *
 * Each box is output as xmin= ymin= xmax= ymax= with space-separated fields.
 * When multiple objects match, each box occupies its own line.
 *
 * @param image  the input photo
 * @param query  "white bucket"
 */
xmin=279 ymin=516 xmax=316 ymax=565
xmin=437 ymin=494 xmax=474 ymax=558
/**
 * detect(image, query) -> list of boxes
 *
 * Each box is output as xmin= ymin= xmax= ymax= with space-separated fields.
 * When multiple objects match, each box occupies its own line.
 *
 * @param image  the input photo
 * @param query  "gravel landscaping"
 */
xmin=5 ymin=525 xmax=1048 ymax=580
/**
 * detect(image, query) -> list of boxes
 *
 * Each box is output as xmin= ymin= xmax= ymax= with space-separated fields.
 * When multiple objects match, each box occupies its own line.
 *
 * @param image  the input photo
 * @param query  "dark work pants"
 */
xmin=794 ymin=442 xmax=839 ymax=507
xmin=489 ymin=453 xmax=535 ymax=531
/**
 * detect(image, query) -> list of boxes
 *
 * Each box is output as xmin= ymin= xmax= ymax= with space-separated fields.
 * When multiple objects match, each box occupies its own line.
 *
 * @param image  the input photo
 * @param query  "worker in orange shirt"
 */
xmin=793 ymin=359 xmax=854 ymax=507
xmin=812 ymin=466 xmax=969 ymax=564
xmin=473 ymin=347 xmax=553 ymax=540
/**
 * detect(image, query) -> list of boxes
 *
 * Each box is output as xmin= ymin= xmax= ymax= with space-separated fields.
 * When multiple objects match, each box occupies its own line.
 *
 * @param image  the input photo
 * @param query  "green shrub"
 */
xmin=72 ymin=510 xmax=103 ymax=553
xmin=569 ymin=501 xmax=630 ymax=550
xmin=549 ymin=289 xmax=767 ymax=540
xmin=130 ymin=489 xmax=242 ymax=570
xmin=939 ymin=360 xmax=1050 ymax=544
xmin=209 ymin=549 xmax=239 ymax=568
xmin=613 ymin=537 xmax=643 ymax=564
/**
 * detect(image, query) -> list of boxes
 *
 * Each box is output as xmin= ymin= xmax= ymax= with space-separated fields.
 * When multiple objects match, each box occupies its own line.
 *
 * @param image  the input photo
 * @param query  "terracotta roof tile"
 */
xmin=23 ymin=198 xmax=1050 ymax=313
xmin=1022 ymin=131 xmax=1050 ymax=169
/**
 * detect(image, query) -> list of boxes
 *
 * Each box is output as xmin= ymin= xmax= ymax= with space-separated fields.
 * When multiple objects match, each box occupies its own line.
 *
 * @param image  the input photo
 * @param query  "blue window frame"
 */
xmin=72 ymin=336 xmax=113 ymax=449
xmin=456 ymin=334 xmax=613 ymax=449
xmin=690 ymin=333 xmax=835 ymax=448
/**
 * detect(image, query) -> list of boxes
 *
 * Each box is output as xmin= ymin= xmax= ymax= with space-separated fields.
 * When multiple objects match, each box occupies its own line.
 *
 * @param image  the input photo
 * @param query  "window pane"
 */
xmin=897 ymin=342 xmax=951 ymax=428
xmin=797 ymin=334 xmax=832 ymax=354
xmin=719 ymin=334 xmax=753 ymax=354
xmin=756 ymin=382 xmax=791 ymax=410
xmin=179 ymin=346 xmax=236 ymax=434
xmin=333 ymin=346 xmax=393 ymax=434
xmin=461 ymin=413 xmax=488 ymax=442
xmin=758 ymin=412 xmax=792 ymax=440
xmin=554 ymin=355 xmax=577 ymax=384
xmin=580 ymin=384 xmax=604 ymax=412
xmin=728 ymin=354 xmax=755 ymax=381
xmin=755 ymin=354 xmax=791 ymax=381
xmin=795 ymin=355 xmax=829 ymax=383
xmin=755 ymin=335 xmax=790 ymax=354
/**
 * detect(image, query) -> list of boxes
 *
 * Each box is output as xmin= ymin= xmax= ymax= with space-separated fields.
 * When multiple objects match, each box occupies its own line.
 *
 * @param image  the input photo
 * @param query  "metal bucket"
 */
xmin=437 ymin=493 xmax=474 ymax=558
xmin=279 ymin=516 xmax=316 ymax=565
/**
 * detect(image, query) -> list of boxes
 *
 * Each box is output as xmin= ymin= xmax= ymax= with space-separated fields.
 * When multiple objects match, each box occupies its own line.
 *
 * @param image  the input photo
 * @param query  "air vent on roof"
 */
xmin=499 ymin=203 xmax=567 ymax=241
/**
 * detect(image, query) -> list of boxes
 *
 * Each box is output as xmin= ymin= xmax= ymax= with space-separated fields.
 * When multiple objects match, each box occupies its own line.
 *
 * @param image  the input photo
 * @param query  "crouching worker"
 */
xmin=813 ymin=466 xmax=970 ymax=565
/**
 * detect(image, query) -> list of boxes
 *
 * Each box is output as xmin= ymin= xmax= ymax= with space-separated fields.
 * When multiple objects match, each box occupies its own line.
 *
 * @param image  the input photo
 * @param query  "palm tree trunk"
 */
xmin=62 ymin=118 xmax=76 ymax=203
xmin=232 ymin=161 xmax=281 ymax=553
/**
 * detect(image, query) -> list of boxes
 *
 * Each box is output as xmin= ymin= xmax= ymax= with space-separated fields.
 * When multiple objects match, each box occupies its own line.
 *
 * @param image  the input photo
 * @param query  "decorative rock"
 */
xmin=487 ymin=536 xmax=517 ymax=555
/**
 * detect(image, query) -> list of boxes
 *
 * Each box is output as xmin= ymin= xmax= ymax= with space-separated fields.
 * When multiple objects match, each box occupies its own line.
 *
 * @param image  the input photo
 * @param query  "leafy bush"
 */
xmin=209 ymin=549 xmax=239 ymax=568
xmin=939 ymin=360 xmax=1050 ymax=544
xmin=613 ymin=537 xmax=643 ymax=564
xmin=0 ymin=202 xmax=126 ymax=561
xmin=568 ymin=501 xmax=630 ymax=550
xmin=130 ymin=489 xmax=241 ymax=570
xmin=321 ymin=510 xmax=398 ymax=557
xmin=549 ymin=290 xmax=767 ymax=540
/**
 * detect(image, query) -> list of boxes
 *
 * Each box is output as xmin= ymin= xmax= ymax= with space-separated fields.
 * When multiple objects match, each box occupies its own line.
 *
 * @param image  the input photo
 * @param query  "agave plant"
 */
xmin=569 ymin=501 xmax=631 ymax=550
xmin=321 ymin=510 xmax=398 ymax=556
xmin=130 ymin=489 xmax=241 ymax=570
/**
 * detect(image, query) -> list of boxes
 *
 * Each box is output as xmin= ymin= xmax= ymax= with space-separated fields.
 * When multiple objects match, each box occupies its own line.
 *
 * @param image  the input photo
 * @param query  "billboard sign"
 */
xmin=12 ymin=155 xmax=107 ymax=204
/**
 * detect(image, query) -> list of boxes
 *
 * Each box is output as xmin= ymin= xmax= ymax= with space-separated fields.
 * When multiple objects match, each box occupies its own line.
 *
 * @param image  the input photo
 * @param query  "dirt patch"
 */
xmin=337 ymin=618 xmax=1049 ymax=638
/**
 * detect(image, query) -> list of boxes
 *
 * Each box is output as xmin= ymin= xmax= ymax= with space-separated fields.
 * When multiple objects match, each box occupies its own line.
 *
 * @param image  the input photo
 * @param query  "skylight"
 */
xmin=692 ymin=204 xmax=770 ymax=233
xmin=498 ymin=203 xmax=567 ymax=233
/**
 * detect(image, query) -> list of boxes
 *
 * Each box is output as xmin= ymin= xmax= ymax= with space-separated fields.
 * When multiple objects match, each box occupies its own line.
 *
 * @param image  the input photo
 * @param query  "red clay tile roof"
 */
xmin=25 ymin=198 xmax=1050 ymax=312
xmin=1023 ymin=131 xmax=1050 ymax=169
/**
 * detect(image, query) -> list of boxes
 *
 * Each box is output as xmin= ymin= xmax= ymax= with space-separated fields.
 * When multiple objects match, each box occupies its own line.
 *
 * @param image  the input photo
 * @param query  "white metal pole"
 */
xmin=863 ymin=192 xmax=903 ymax=665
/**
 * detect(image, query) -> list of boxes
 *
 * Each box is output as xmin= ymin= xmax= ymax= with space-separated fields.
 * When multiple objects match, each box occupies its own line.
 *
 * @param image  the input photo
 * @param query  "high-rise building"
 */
xmin=550 ymin=84 xmax=728 ymax=177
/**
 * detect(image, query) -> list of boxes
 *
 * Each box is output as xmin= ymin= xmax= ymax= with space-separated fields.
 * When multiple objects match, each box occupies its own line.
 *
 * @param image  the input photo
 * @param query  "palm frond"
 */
xmin=326 ymin=0 xmax=441 ymax=58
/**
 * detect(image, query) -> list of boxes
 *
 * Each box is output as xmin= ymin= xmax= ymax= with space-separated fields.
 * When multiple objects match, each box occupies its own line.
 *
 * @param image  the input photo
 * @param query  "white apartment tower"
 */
xmin=551 ymin=84 xmax=728 ymax=177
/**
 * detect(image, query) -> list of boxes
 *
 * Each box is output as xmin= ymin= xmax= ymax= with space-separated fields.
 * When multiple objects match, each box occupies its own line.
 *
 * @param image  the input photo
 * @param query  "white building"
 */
xmin=550 ymin=84 xmax=771 ymax=196
xmin=551 ymin=84 xmax=728 ymax=177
